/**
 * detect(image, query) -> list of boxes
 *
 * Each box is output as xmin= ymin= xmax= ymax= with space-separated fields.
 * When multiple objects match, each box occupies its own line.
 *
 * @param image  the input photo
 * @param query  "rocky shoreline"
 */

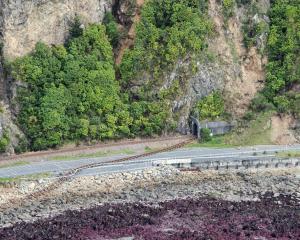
xmin=0 ymin=166 xmax=299 ymax=229
xmin=0 ymin=194 xmax=299 ymax=239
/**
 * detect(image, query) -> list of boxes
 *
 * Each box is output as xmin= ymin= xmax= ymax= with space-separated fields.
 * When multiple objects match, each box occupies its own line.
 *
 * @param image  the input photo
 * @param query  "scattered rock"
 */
xmin=0 ymin=166 xmax=299 ymax=227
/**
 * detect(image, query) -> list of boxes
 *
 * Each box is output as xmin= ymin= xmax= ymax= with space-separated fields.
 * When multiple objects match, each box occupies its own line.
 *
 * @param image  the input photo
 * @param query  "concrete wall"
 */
xmin=190 ymin=117 xmax=235 ymax=139
xmin=157 ymin=157 xmax=300 ymax=171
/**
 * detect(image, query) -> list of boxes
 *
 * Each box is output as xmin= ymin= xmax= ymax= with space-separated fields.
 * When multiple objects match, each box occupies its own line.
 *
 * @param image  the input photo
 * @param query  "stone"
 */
xmin=0 ymin=0 xmax=113 ymax=59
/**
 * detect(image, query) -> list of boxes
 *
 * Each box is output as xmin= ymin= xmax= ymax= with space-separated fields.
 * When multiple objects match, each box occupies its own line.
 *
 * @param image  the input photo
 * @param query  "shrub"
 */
xmin=0 ymin=131 xmax=10 ymax=153
xmin=222 ymin=0 xmax=235 ymax=19
xmin=200 ymin=128 xmax=212 ymax=142
xmin=236 ymin=0 xmax=251 ymax=7
xmin=103 ymin=12 xmax=121 ymax=48
xmin=243 ymin=111 xmax=255 ymax=121
xmin=250 ymin=94 xmax=275 ymax=112
xmin=69 ymin=16 xmax=83 ymax=39
xmin=273 ymin=96 xmax=291 ymax=113
xmin=0 ymin=104 xmax=4 ymax=113
xmin=242 ymin=19 xmax=269 ymax=49
xmin=290 ymin=94 xmax=300 ymax=118
xmin=14 ymin=136 xmax=28 ymax=154
xmin=196 ymin=91 xmax=225 ymax=121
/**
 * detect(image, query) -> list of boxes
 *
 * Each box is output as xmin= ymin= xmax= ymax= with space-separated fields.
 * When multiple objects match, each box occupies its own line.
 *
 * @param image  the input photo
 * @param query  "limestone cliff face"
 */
xmin=0 ymin=0 xmax=112 ymax=59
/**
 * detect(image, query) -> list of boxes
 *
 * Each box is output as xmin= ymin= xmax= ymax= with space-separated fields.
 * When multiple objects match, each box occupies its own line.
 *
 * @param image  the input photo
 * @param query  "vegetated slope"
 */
xmin=10 ymin=25 xmax=132 ymax=151
xmin=239 ymin=0 xmax=300 ymax=144
xmin=115 ymin=0 xmax=145 ymax=65
xmin=0 ymin=0 xmax=299 ymax=153
xmin=8 ymin=0 xmax=215 ymax=152
xmin=263 ymin=0 xmax=300 ymax=116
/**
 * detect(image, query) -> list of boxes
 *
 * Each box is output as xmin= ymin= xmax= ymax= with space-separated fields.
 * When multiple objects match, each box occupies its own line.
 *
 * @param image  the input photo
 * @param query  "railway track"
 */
xmin=0 ymin=137 xmax=195 ymax=211
xmin=0 ymin=136 xmax=189 ymax=164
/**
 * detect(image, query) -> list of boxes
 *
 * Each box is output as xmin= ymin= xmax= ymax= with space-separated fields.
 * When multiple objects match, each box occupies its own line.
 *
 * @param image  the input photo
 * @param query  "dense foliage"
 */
xmin=12 ymin=9 xmax=189 ymax=151
xmin=263 ymin=0 xmax=300 ymax=115
xmin=103 ymin=13 xmax=121 ymax=48
xmin=0 ymin=130 xmax=10 ymax=153
xmin=11 ymin=25 xmax=132 ymax=150
xmin=195 ymin=91 xmax=225 ymax=121
xmin=200 ymin=128 xmax=212 ymax=142
xmin=10 ymin=0 xmax=218 ymax=151
xmin=120 ymin=0 xmax=213 ymax=95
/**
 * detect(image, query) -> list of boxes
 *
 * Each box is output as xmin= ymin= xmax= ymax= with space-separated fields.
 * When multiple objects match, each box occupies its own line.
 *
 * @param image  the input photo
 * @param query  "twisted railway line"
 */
xmin=0 ymin=137 xmax=195 ymax=211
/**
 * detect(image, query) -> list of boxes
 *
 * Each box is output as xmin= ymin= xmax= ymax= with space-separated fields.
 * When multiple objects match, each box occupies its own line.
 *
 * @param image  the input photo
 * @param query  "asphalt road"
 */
xmin=0 ymin=144 xmax=300 ymax=179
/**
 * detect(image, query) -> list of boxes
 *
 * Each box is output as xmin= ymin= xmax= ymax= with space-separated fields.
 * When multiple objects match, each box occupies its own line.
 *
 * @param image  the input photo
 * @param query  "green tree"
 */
xmin=200 ymin=128 xmax=212 ymax=142
xmin=12 ymin=24 xmax=131 ymax=151
xmin=264 ymin=0 xmax=300 ymax=115
xmin=0 ymin=131 xmax=10 ymax=153
xmin=103 ymin=12 xmax=121 ymax=48
xmin=196 ymin=92 xmax=225 ymax=120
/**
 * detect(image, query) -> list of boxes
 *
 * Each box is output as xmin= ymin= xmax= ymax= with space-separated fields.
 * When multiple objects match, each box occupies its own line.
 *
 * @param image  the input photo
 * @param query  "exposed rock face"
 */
xmin=0 ymin=61 xmax=5 ymax=100
xmin=0 ymin=0 xmax=113 ymax=154
xmin=0 ymin=102 xmax=25 ymax=154
xmin=168 ymin=59 xmax=225 ymax=134
xmin=0 ymin=0 xmax=113 ymax=59
xmin=209 ymin=0 xmax=269 ymax=117
xmin=169 ymin=0 xmax=270 ymax=133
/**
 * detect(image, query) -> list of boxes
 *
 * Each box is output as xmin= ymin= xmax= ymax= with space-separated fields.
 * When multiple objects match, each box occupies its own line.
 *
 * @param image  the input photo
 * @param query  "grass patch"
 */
xmin=225 ymin=111 xmax=274 ymax=146
xmin=144 ymin=146 xmax=152 ymax=152
xmin=187 ymin=135 xmax=233 ymax=148
xmin=187 ymin=111 xmax=275 ymax=148
xmin=0 ymin=172 xmax=51 ymax=184
xmin=276 ymin=151 xmax=300 ymax=158
xmin=49 ymin=149 xmax=136 ymax=161
xmin=144 ymin=146 xmax=161 ymax=152
xmin=0 ymin=161 xmax=30 ymax=169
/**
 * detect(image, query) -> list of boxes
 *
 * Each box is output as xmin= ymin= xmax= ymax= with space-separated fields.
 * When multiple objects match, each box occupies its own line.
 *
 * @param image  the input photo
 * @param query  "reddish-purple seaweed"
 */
xmin=0 ymin=193 xmax=299 ymax=240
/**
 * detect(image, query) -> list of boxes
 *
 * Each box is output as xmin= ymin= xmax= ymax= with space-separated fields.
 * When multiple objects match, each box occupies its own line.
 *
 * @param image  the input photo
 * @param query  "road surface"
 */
xmin=0 ymin=145 xmax=300 ymax=179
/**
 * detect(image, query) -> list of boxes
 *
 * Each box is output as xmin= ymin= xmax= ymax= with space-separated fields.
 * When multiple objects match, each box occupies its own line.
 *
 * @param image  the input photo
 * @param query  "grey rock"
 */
xmin=0 ymin=0 xmax=113 ymax=59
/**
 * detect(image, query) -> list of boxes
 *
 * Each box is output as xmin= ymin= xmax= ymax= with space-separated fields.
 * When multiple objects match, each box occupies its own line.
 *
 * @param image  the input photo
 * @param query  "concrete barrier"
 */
xmin=152 ymin=158 xmax=192 ymax=168
xmin=154 ymin=157 xmax=300 ymax=171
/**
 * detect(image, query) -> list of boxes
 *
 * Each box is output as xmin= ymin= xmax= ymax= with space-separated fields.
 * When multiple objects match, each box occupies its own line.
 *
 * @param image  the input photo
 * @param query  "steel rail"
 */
xmin=0 ymin=137 xmax=195 ymax=211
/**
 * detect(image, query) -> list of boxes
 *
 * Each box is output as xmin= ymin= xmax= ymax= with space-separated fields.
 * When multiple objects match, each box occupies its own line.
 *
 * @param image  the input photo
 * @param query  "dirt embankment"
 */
xmin=271 ymin=115 xmax=298 ymax=145
xmin=115 ymin=0 xmax=144 ymax=65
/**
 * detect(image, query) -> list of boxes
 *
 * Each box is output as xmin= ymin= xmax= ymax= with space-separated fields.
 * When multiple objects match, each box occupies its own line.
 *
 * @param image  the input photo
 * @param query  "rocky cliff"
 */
xmin=119 ymin=0 xmax=270 ymax=133
xmin=0 ymin=0 xmax=112 ymax=59
xmin=0 ymin=0 xmax=295 ymax=154
xmin=0 ymin=0 xmax=113 ymax=154
xmin=177 ymin=0 xmax=269 ymax=132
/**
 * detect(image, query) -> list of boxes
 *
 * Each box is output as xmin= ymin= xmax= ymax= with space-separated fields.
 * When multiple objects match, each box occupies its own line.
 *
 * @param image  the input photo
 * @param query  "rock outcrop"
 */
xmin=0 ymin=0 xmax=289 ymax=153
xmin=0 ymin=0 xmax=113 ymax=59
xmin=0 ymin=102 xmax=25 ymax=154
xmin=0 ymin=0 xmax=113 ymax=153
xmin=166 ymin=0 xmax=270 ymax=133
